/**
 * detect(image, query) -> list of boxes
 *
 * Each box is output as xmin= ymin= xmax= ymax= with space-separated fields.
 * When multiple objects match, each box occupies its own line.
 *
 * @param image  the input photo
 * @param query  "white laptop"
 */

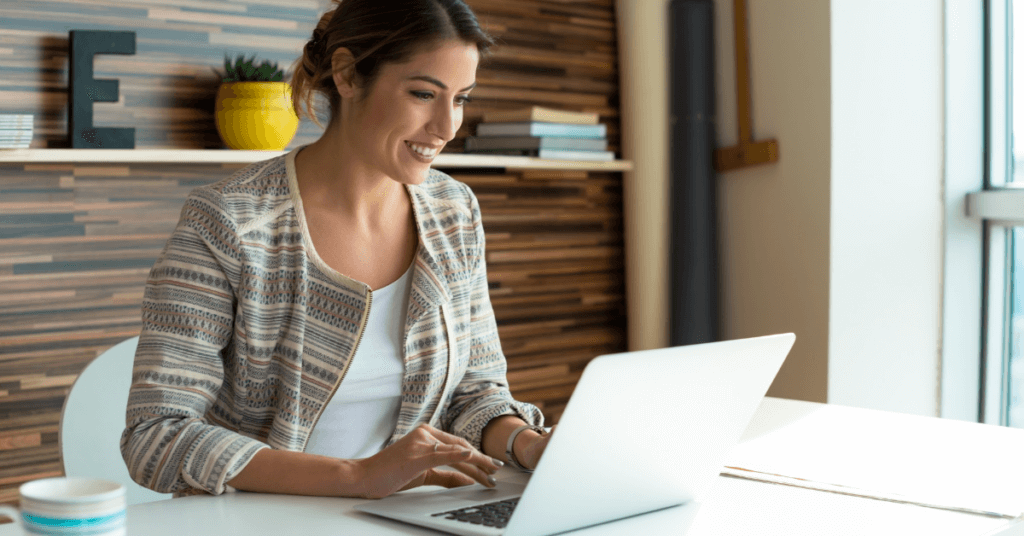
xmin=355 ymin=332 xmax=796 ymax=536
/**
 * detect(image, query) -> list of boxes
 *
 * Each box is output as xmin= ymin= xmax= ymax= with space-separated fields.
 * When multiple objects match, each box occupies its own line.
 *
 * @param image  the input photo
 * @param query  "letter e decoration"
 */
xmin=68 ymin=30 xmax=136 ymax=149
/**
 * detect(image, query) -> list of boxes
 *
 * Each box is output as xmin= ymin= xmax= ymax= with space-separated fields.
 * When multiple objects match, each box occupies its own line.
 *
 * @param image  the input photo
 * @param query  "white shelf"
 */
xmin=0 ymin=149 xmax=633 ymax=171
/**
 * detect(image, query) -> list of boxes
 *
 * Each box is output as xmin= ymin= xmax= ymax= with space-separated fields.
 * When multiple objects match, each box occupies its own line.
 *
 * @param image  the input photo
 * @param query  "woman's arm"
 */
xmin=441 ymin=186 xmax=549 ymax=466
xmin=225 ymin=449 xmax=361 ymax=496
xmin=481 ymin=415 xmax=548 ymax=468
xmin=227 ymin=424 xmax=503 ymax=498
xmin=122 ymin=191 xmax=269 ymax=496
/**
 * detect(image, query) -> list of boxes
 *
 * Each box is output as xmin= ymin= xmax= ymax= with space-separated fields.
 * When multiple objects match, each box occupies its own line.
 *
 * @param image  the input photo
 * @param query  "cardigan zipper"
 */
xmin=302 ymin=289 xmax=373 ymax=451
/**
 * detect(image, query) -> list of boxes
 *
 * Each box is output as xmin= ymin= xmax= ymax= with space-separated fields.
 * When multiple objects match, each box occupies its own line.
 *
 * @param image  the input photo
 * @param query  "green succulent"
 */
xmin=213 ymin=54 xmax=285 ymax=82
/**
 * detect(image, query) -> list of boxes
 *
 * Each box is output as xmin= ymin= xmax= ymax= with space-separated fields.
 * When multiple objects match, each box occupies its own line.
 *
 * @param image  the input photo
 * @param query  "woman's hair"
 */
xmin=289 ymin=0 xmax=494 ymax=129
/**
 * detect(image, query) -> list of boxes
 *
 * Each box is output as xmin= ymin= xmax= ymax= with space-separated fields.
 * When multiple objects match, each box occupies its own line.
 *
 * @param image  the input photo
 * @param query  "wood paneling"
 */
xmin=464 ymin=168 xmax=625 ymax=419
xmin=0 ymin=0 xmax=622 ymax=505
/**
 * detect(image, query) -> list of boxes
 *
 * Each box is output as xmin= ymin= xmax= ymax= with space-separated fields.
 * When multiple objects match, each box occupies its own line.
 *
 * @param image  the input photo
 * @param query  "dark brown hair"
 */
xmin=289 ymin=0 xmax=494 ymax=129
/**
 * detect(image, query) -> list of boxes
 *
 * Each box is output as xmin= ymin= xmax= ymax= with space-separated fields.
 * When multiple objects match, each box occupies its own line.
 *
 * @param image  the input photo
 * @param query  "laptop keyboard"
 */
xmin=431 ymin=497 xmax=520 ymax=529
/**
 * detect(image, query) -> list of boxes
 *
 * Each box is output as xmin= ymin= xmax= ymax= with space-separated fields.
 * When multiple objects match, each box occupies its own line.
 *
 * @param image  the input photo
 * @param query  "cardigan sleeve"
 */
xmin=444 ymin=187 xmax=545 ymax=450
xmin=120 ymin=189 xmax=269 ymax=495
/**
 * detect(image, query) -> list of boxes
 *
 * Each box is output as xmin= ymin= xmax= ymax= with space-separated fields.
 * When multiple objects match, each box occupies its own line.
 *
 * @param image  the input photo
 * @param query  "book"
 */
xmin=0 ymin=132 xmax=33 ymax=143
xmin=476 ymin=122 xmax=606 ymax=139
xmin=0 ymin=114 xmax=34 ymax=128
xmin=0 ymin=142 xmax=32 ymax=149
xmin=536 ymin=149 xmax=614 ymax=161
xmin=468 ymin=148 xmax=615 ymax=161
xmin=482 ymin=106 xmax=599 ymax=125
xmin=465 ymin=136 xmax=608 ymax=152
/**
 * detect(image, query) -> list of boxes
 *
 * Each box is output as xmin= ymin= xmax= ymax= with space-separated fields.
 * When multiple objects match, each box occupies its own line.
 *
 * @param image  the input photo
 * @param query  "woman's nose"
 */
xmin=428 ymin=102 xmax=460 ymax=142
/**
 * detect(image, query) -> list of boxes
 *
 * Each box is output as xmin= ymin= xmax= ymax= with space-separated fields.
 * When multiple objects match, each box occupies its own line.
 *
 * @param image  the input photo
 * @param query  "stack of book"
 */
xmin=0 ymin=114 xmax=34 ymax=149
xmin=465 ymin=106 xmax=613 ymax=161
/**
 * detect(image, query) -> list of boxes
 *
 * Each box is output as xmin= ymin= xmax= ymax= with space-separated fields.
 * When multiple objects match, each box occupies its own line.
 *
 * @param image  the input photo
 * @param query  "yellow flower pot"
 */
xmin=215 ymin=82 xmax=298 ymax=151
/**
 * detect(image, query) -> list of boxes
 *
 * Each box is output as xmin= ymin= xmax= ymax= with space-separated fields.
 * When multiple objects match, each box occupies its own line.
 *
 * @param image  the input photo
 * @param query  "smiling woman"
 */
xmin=291 ymin=40 xmax=481 ymax=290
xmin=120 ymin=0 xmax=552 ymax=501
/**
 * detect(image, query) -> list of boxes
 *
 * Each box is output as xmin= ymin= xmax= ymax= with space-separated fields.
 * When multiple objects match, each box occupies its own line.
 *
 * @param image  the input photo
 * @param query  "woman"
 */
xmin=121 ymin=0 xmax=552 ymax=500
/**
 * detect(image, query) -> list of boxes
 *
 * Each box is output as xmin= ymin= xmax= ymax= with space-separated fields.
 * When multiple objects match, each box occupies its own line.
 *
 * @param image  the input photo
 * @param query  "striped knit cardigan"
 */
xmin=121 ymin=147 xmax=543 ymax=496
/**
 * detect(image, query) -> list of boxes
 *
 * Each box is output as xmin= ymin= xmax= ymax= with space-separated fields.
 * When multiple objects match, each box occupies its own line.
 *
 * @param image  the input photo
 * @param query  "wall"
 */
xmin=942 ymin=0 xmax=984 ymax=422
xmin=618 ymin=0 xmax=950 ymax=414
xmin=828 ymin=0 xmax=944 ymax=415
xmin=715 ymin=0 xmax=831 ymax=403
xmin=617 ymin=0 xmax=831 ymax=403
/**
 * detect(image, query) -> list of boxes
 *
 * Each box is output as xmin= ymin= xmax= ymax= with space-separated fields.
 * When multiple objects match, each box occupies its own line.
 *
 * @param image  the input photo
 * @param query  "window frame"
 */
xmin=963 ymin=0 xmax=1017 ymax=425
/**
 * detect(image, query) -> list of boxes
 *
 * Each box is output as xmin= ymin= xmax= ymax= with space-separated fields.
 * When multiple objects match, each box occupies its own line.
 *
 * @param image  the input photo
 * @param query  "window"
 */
xmin=967 ymin=0 xmax=1024 ymax=427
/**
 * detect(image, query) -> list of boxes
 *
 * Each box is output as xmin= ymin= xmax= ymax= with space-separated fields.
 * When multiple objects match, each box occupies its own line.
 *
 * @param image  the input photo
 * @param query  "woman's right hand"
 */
xmin=354 ymin=424 xmax=503 ymax=499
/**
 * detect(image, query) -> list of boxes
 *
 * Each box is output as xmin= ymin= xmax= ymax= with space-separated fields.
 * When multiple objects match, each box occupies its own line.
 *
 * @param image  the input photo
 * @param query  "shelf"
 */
xmin=0 ymin=149 xmax=633 ymax=171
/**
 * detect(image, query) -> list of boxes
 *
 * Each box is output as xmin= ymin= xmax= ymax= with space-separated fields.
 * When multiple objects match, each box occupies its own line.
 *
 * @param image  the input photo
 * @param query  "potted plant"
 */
xmin=213 ymin=54 xmax=298 ymax=151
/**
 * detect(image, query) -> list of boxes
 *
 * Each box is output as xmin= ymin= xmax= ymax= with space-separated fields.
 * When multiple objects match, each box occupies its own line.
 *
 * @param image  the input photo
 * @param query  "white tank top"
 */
xmin=304 ymin=262 xmax=414 ymax=459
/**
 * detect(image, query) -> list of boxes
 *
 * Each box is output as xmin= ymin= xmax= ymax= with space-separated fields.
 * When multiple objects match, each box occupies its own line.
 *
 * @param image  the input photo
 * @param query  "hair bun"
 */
xmin=309 ymin=28 xmax=327 ymax=58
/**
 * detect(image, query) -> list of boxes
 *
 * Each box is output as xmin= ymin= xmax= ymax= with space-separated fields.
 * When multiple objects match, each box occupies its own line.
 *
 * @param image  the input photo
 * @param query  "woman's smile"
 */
xmin=405 ymin=140 xmax=440 ymax=162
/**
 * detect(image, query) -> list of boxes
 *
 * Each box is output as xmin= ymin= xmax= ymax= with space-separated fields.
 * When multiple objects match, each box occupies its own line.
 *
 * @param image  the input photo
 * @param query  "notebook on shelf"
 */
xmin=482 ymin=106 xmax=599 ymax=125
xmin=475 ymin=122 xmax=606 ymax=139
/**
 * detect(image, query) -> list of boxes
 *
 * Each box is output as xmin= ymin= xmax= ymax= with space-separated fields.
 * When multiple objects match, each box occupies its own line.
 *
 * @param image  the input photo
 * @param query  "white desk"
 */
xmin=1 ymin=398 xmax=1017 ymax=535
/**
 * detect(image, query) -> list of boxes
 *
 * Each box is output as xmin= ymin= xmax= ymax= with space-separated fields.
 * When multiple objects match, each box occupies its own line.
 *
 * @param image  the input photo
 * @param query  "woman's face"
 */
xmin=341 ymin=40 xmax=480 ymax=185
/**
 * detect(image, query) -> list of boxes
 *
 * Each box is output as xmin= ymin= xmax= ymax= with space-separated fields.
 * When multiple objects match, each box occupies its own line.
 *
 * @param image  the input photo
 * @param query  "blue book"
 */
xmin=0 ymin=131 xmax=33 ymax=142
xmin=0 ymin=115 xmax=34 ymax=128
xmin=476 ymin=122 xmax=606 ymax=139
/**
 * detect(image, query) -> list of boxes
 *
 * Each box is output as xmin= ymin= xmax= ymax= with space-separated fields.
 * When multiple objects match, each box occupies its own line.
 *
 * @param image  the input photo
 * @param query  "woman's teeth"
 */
xmin=407 ymin=142 xmax=437 ymax=158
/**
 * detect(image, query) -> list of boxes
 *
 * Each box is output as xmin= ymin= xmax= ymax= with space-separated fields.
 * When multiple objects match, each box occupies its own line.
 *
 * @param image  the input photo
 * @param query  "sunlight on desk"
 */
xmin=725 ymin=398 xmax=1024 ymax=518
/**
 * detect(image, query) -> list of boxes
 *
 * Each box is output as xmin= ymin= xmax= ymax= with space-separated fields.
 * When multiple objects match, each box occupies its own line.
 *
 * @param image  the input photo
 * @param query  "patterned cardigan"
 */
xmin=121 ymin=147 xmax=543 ymax=496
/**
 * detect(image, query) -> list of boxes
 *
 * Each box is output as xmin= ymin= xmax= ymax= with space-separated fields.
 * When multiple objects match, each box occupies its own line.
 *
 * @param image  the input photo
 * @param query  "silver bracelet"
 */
xmin=505 ymin=424 xmax=545 ymax=472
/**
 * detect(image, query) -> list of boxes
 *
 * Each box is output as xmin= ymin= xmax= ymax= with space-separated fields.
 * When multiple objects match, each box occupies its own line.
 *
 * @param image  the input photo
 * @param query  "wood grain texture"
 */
xmin=0 ymin=0 xmax=622 ymax=506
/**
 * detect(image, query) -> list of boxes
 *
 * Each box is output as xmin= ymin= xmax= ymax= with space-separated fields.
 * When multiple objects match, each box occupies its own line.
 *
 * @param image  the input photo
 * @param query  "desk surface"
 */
xmin=96 ymin=475 xmax=1012 ymax=536
xmin=0 ymin=398 xmax=1016 ymax=536
xmin=728 ymin=397 xmax=1024 ymax=518
xmin=0 ymin=475 xmax=1004 ymax=536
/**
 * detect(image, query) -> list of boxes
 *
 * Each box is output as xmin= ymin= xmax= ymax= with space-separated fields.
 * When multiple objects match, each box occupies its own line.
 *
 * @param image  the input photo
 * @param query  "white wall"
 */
xmin=941 ymin=0 xmax=984 ymax=422
xmin=617 ymin=0 xmax=832 ymax=403
xmin=828 ymin=0 xmax=944 ymax=415
xmin=714 ymin=0 xmax=832 ymax=403
xmin=617 ymin=0 xmax=952 ymax=415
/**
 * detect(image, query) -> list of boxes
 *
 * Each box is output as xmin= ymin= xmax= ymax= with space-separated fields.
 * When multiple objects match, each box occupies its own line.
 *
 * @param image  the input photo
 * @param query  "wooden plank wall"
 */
xmin=0 ymin=0 xmax=624 ymax=506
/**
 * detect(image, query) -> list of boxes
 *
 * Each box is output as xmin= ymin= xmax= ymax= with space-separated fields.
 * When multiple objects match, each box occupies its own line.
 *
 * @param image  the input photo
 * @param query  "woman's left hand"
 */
xmin=519 ymin=425 xmax=557 ymax=470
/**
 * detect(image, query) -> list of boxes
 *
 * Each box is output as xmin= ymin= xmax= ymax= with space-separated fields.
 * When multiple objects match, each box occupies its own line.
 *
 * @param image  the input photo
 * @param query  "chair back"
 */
xmin=59 ymin=336 xmax=171 ymax=505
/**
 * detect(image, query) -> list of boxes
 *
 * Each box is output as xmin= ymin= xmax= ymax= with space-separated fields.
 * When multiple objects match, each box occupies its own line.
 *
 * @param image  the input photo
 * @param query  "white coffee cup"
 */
xmin=0 ymin=477 xmax=125 ymax=535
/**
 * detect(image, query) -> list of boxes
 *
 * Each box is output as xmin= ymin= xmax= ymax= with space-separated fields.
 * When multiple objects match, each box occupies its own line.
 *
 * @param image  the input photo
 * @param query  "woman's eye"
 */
xmin=412 ymin=90 xmax=471 ymax=106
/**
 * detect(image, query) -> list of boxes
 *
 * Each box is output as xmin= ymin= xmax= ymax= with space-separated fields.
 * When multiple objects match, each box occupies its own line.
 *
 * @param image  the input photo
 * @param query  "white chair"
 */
xmin=59 ymin=336 xmax=171 ymax=505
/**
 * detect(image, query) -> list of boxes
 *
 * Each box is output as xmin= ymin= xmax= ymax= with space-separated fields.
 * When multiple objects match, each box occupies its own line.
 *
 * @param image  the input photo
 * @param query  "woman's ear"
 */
xmin=331 ymin=47 xmax=358 ymax=99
